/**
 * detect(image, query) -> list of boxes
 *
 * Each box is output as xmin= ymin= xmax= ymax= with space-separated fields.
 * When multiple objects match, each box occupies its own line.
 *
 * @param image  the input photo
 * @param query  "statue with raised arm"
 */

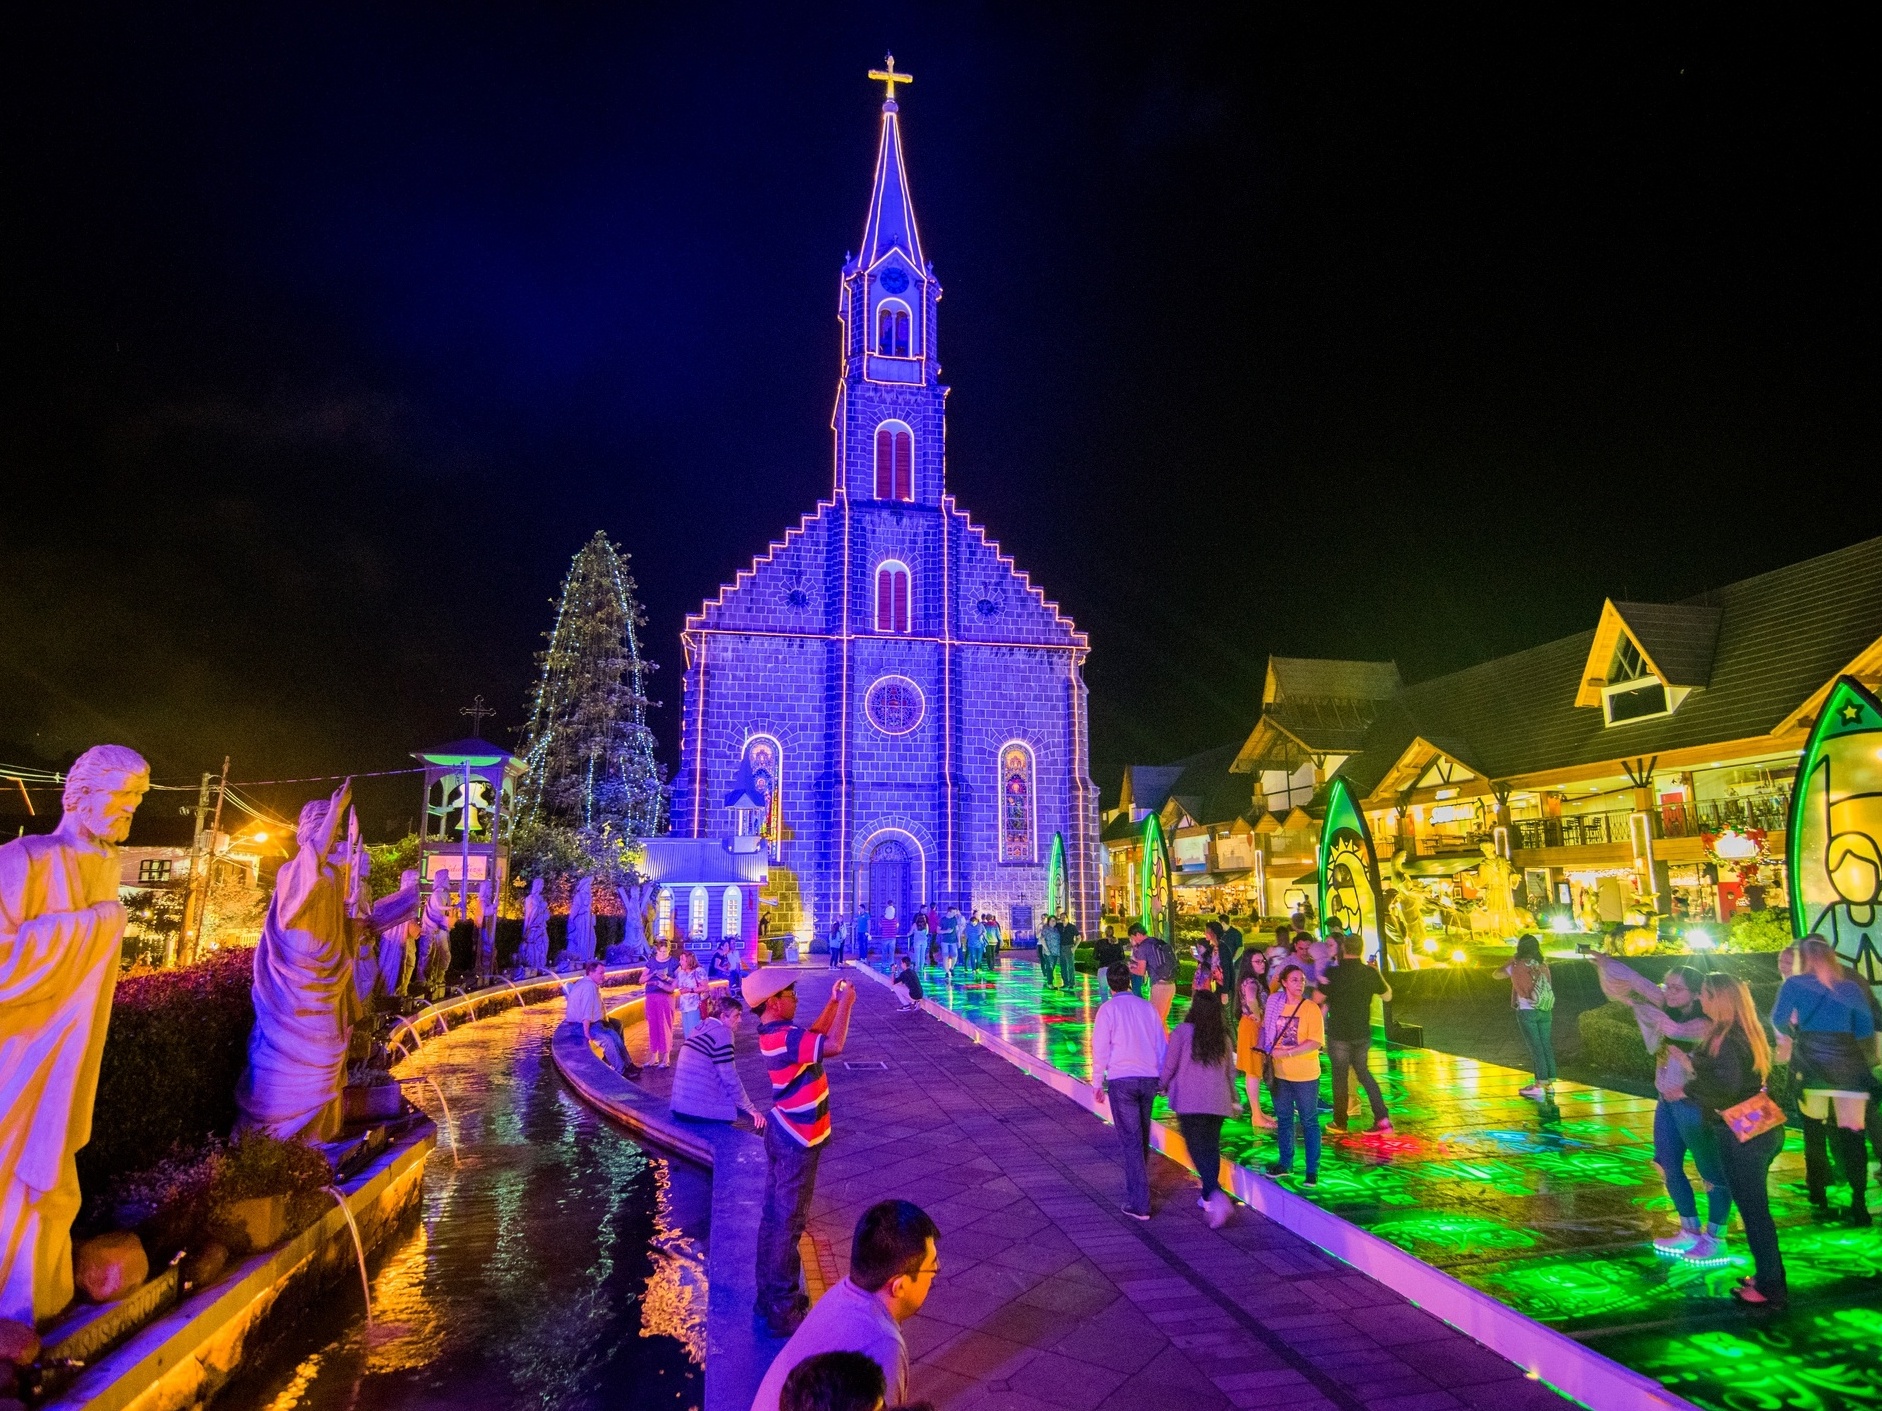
xmin=236 ymin=779 xmax=361 ymax=1143
xmin=417 ymin=871 xmax=454 ymax=999
xmin=373 ymin=869 xmax=421 ymax=997
xmin=519 ymin=877 xmax=550 ymax=974
xmin=617 ymin=879 xmax=656 ymax=961
xmin=1 ymin=745 xmax=149 ymax=1325
xmin=565 ymin=875 xmax=596 ymax=965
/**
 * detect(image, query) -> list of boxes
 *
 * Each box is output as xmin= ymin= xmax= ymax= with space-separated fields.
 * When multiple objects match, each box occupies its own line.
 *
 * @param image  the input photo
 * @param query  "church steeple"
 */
xmin=859 ymin=55 xmax=923 ymax=269
xmin=835 ymin=53 xmax=944 ymax=507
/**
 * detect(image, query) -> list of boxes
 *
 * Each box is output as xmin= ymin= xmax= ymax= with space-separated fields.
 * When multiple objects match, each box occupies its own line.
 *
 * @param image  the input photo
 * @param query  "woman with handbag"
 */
xmin=1235 ymin=950 xmax=1278 ymax=1130
xmin=1598 ymin=958 xmax=1731 ymax=1259
xmin=1498 ymin=934 xmax=1557 ymax=1101
xmin=1687 ymin=973 xmax=1787 ymax=1309
xmin=1771 ymin=936 xmax=1879 ymax=1224
xmin=1262 ymin=965 xmax=1326 ymax=1185
xmin=643 ymin=939 xmax=680 ymax=1068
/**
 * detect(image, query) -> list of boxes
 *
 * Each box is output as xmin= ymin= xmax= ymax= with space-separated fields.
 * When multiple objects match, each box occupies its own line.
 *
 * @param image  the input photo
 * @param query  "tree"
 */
xmin=515 ymin=531 xmax=666 ymax=843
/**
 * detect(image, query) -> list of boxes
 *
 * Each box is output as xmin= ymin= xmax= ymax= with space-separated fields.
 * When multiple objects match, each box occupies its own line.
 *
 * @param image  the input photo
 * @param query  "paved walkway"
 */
xmin=632 ymin=966 xmax=1569 ymax=1411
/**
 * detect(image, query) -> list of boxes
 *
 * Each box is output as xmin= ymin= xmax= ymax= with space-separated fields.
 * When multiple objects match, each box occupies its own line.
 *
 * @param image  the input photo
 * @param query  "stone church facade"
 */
xmin=670 ymin=77 xmax=1101 ymax=946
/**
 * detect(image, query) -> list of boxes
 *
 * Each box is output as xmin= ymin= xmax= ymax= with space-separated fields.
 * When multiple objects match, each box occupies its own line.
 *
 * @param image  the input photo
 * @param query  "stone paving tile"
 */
xmin=720 ymin=968 xmax=1566 ymax=1410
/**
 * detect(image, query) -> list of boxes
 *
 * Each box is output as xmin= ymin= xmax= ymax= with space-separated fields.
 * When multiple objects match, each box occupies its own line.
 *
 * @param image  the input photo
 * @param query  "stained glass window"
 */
xmin=865 ymin=676 xmax=924 ymax=735
xmin=743 ymin=735 xmax=783 ymax=855
xmin=1001 ymin=742 xmax=1034 ymax=863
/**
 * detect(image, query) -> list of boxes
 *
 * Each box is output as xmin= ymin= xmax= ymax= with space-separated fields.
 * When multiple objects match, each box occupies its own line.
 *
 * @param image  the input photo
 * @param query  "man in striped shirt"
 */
xmin=745 ymin=968 xmax=857 ymax=1337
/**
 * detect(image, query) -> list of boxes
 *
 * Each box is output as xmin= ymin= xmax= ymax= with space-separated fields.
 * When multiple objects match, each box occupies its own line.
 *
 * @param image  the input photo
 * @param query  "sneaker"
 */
xmin=1654 ymin=1230 xmax=1698 ymax=1257
xmin=1849 ymin=1206 xmax=1874 ymax=1227
xmin=1121 ymin=1206 xmax=1150 ymax=1222
xmin=1684 ymin=1231 xmax=1727 ymax=1262
xmin=1263 ymin=1161 xmax=1291 ymax=1178
xmin=1303 ymin=1171 xmax=1319 ymax=1187
xmin=1371 ymin=1118 xmax=1394 ymax=1133
xmin=1517 ymin=1084 xmax=1544 ymax=1100
xmin=1204 ymin=1191 xmax=1231 ymax=1229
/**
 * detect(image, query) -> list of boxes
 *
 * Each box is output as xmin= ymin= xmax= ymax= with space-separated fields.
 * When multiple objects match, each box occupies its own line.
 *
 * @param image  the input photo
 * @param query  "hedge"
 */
xmin=1576 ymin=1000 xmax=1655 ymax=1084
xmin=77 ymin=947 xmax=257 ymax=1207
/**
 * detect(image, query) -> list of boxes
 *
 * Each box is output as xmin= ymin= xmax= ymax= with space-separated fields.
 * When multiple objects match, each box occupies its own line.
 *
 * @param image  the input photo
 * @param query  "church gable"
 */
xmin=950 ymin=504 xmax=1085 ymax=647
xmin=688 ymin=500 xmax=839 ymax=635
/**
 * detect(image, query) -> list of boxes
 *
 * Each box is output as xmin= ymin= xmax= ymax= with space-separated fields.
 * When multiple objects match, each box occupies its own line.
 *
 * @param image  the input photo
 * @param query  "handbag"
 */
xmin=1719 ymin=1087 xmax=1786 ymax=1144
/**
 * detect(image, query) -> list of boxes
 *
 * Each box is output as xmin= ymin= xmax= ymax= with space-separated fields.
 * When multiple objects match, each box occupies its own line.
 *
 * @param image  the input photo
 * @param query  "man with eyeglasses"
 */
xmin=747 ymin=968 xmax=858 ymax=1336
xmin=752 ymin=1199 xmax=941 ymax=1411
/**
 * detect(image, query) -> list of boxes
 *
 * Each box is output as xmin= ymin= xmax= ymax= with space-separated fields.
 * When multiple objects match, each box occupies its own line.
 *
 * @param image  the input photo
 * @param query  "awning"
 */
xmin=1291 ymin=869 xmax=1320 ymax=886
xmin=1174 ymin=870 xmax=1255 ymax=889
xmin=1399 ymin=855 xmax=1484 ymax=878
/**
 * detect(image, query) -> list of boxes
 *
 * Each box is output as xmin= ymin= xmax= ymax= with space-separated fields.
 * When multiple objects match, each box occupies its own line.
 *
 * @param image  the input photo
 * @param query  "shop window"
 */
xmin=875 ymin=562 xmax=910 ymax=633
xmin=876 ymin=300 xmax=911 ymax=356
xmin=1000 ymin=742 xmax=1035 ymax=863
xmin=873 ymin=422 xmax=913 ymax=500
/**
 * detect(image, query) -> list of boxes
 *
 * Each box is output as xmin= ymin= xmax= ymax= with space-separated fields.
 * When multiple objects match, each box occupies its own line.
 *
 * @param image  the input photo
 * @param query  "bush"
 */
xmin=1724 ymin=908 xmax=1791 ymax=953
xmin=78 ymin=948 xmax=257 ymax=1206
xmin=1577 ymin=1000 xmax=1654 ymax=1083
xmin=104 ymin=1131 xmax=333 ymax=1262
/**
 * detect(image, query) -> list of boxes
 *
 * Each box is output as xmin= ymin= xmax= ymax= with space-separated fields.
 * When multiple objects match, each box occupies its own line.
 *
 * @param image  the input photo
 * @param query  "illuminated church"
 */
xmin=669 ymin=59 xmax=1100 ymax=946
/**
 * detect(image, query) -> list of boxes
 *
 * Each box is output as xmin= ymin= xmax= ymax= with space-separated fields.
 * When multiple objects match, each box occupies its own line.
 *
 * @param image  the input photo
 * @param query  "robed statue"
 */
xmin=236 ymin=779 xmax=362 ymax=1143
xmin=617 ymin=880 xmax=657 ymax=962
xmin=0 ymin=744 xmax=149 ymax=1325
xmin=475 ymin=875 xmax=497 ymax=981
xmin=372 ymin=868 xmax=421 ymax=998
xmin=417 ymin=872 xmax=454 ymax=999
xmin=519 ymin=877 xmax=550 ymax=974
xmin=564 ymin=875 xmax=596 ymax=965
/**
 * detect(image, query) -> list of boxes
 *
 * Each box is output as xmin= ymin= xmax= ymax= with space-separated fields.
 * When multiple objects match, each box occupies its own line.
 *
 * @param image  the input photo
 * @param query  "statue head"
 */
xmin=62 ymin=744 xmax=150 ymax=844
xmin=402 ymin=868 xmax=420 ymax=888
xmin=529 ymin=876 xmax=544 ymax=897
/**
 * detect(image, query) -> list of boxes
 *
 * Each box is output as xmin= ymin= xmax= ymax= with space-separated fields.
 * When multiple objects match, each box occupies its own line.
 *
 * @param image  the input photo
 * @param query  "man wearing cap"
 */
xmin=745 ymin=966 xmax=858 ymax=1337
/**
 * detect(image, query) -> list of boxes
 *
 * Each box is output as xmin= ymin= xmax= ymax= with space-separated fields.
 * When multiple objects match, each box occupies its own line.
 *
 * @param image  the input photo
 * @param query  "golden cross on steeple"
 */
xmin=867 ymin=53 xmax=913 ymax=101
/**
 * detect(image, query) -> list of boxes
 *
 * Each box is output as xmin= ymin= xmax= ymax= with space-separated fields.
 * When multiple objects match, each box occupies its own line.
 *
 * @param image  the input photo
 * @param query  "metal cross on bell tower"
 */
xmin=868 ymin=53 xmax=913 ymax=102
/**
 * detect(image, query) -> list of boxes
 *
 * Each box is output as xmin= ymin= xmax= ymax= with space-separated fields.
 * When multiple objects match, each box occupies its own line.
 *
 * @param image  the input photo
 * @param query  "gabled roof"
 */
xmin=1120 ymin=765 xmax=1185 ymax=819
xmin=1264 ymin=657 xmax=1403 ymax=706
xmin=639 ymin=838 xmax=768 ymax=887
xmin=1335 ymin=535 xmax=1882 ymax=800
xmin=1118 ymin=745 xmax=1253 ymax=829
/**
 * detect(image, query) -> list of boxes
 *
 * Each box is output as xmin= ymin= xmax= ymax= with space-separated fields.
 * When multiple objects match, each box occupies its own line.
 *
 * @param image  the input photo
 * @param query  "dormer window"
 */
xmin=876 ymin=300 xmax=911 ymax=357
xmin=1601 ymin=637 xmax=1674 ymax=724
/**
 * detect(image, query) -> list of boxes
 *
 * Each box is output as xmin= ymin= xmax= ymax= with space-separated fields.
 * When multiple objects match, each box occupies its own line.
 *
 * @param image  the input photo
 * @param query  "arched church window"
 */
xmin=721 ymin=886 xmax=743 ymax=940
xmin=1000 ymin=742 xmax=1036 ymax=863
xmin=875 ymin=562 xmax=910 ymax=634
xmin=688 ymin=885 xmax=710 ymax=941
xmin=877 ymin=300 xmax=911 ymax=357
xmin=874 ymin=422 xmax=912 ymax=501
xmin=742 ymin=735 xmax=783 ymax=857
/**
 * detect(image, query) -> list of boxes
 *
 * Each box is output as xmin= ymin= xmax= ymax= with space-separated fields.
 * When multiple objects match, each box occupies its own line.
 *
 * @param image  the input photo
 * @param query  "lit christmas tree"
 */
xmin=516 ymin=532 xmax=665 ymax=841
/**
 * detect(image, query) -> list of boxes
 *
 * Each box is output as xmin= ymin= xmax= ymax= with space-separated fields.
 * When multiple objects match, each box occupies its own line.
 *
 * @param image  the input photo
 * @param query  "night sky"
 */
xmin=5 ymin=7 xmax=1877 ymax=836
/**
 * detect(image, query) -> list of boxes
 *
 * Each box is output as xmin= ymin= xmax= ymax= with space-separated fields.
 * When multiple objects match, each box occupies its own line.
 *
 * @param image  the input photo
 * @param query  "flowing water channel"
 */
xmin=224 ymin=1001 xmax=710 ymax=1411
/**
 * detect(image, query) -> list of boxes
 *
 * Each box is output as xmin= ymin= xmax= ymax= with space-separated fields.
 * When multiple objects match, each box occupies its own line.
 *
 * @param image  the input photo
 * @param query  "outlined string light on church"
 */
xmin=670 ymin=56 xmax=1101 ymax=948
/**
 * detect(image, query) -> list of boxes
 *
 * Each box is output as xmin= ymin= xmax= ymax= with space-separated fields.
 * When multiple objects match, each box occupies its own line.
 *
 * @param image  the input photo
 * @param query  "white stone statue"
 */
xmin=616 ymin=880 xmax=657 ymax=960
xmin=349 ymin=844 xmax=378 ymax=1007
xmin=565 ymin=875 xmax=596 ymax=965
xmin=475 ymin=875 xmax=497 ymax=980
xmin=235 ymin=780 xmax=362 ymax=1143
xmin=417 ymin=871 xmax=454 ymax=998
xmin=372 ymin=869 xmax=421 ymax=997
xmin=0 ymin=744 xmax=149 ymax=1326
xmin=519 ymin=877 xmax=550 ymax=973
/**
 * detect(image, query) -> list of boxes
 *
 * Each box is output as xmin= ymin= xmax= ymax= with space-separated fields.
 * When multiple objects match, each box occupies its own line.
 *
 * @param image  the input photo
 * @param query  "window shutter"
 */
xmin=894 ymin=568 xmax=909 ymax=632
xmin=875 ymin=428 xmax=893 ymax=499
xmin=877 ymin=568 xmax=891 ymax=631
xmin=894 ymin=432 xmax=912 ymax=500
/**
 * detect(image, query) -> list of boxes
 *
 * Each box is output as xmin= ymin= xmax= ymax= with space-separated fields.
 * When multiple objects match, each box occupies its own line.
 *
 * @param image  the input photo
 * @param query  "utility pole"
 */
xmin=177 ymin=771 xmax=212 ymax=967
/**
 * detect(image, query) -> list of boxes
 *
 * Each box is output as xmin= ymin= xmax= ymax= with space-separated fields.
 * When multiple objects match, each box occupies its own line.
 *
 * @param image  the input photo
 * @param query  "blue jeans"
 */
xmin=1654 ymin=1097 xmax=1732 ymax=1227
xmin=1716 ymin=1122 xmax=1786 ymax=1298
xmin=1516 ymin=1008 xmax=1557 ymax=1084
xmin=913 ymin=935 xmax=929 ymax=968
xmin=828 ymin=940 xmax=845 ymax=967
xmin=1107 ymin=1076 xmax=1159 ymax=1215
xmin=755 ymin=1121 xmax=824 ymax=1325
xmin=1273 ymin=1077 xmax=1322 ymax=1175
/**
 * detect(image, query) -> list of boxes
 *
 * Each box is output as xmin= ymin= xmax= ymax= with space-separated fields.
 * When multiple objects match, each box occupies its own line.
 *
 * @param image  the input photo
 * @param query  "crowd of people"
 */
xmin=560 ymin=903 xmax=1865 ymax=1409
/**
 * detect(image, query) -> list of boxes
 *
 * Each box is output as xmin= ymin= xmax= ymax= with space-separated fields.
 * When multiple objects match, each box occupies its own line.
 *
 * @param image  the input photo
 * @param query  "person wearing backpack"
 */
xmin=1129 ymin=922 xmax=1179 ymax=1023
xmin=1499 ymin=933 xmax=1558 ymax=1100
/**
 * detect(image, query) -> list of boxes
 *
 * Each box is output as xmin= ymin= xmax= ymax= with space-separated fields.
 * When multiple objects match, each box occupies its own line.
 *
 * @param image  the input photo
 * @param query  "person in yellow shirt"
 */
xmin=1263 ymin=965 xmax=1325 ymax=1186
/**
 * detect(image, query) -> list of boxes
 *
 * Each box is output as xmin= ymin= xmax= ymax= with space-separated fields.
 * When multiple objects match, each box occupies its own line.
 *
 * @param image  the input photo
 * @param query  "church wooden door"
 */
xmin=868 ymin=839 xmax=911 ymax=939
